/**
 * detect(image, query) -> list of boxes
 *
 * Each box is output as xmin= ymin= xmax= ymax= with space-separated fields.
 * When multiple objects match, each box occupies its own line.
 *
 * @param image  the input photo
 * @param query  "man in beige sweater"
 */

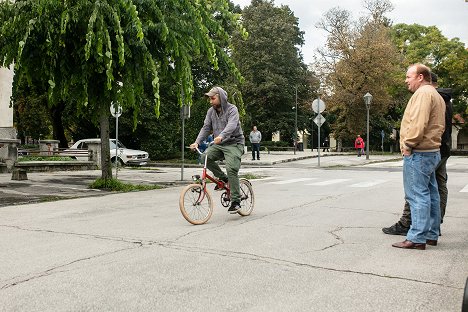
xmin=392 ymin=64 xmax=445 ymax=250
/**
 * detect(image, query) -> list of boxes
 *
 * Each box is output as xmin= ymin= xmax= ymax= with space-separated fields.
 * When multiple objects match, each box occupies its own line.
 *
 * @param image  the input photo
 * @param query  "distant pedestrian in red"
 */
xmin=354 ymin=135 xmax=365 ymax=157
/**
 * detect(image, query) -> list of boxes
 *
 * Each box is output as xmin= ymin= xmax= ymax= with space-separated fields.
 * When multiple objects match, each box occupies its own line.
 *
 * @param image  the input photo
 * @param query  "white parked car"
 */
xmin=67 ymin=138 xmax=149 ymax=166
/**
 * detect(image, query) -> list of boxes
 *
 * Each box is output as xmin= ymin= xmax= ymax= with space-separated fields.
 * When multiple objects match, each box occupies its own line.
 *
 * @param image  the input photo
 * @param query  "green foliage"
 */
xmin=0 ymin=0 xmax=247 ymax=169
xmin=89 ymin=178 xmax=163 ymax=192
xmin=231 ymin=0 xmax=316 ymax=142
xmin=261 ymin=141 xmax=289 ymax=147
xmin=17 ymin=156 xmax=74 ymax=162
xmin=391 ymin=23 xmax=468 ymax=119
xmin=239 ymin=173 xmax=261 ymax=180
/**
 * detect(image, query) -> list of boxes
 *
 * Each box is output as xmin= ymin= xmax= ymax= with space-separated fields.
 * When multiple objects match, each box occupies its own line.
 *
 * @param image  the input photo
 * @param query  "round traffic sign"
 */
xmin=312 ymin=99 xmax=326 ymax=113
xmin=110 ymin=103 xmax=122 ymax=118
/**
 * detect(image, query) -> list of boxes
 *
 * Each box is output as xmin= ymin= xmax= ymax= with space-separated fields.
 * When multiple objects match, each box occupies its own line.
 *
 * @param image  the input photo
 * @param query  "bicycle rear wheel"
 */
xmin=237 ymin=178 xmax=254 ymax=216
xmin=179 ymin=184 xmax=213 ymax=225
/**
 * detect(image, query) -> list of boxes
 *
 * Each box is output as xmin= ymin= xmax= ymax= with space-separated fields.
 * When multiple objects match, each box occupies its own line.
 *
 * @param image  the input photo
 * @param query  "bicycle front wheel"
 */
xmin=237 ymin=178 xmax=254 ymax=216
xmin=179 ymin=184 xmax=213 ymax=225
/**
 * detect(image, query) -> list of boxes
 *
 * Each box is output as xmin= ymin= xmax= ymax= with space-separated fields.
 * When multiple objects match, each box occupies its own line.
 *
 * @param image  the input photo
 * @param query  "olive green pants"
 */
xmin=399 ymin=156 xmax=449 ymax=227
xmin=204 ymin=144 xmax=244 ymax=203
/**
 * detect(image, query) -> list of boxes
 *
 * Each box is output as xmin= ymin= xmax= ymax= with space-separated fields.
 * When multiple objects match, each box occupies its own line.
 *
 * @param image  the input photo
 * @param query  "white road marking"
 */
xmin=460 ymin=184 xmax=468 ymax=193
xmin=255 ymin=177 xmax=278 ymax=181
xmin=269 ymin=178 xmax=317 ymax=185
xmin=306 ymin=179 xmax=350 ymax=186
xmin=349 ymin=179 xmax=387 ymax=188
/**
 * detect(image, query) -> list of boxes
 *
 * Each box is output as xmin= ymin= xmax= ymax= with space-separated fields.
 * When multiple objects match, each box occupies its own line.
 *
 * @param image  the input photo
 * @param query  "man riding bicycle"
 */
xmin=190 ymin=86 xmax=245 ymax=214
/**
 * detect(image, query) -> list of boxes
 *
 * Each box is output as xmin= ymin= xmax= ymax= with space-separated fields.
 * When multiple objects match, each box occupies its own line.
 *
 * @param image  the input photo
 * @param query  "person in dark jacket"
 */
xmin=383 ymin=72 xmax=453 ymax=236
xmin=190 ymin=86 xmax=245 ymax=214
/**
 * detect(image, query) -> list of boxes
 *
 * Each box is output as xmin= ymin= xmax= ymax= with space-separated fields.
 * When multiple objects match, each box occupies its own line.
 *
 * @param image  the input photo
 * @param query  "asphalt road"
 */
xmin=1 ymin=156 xmax=467 ymax=311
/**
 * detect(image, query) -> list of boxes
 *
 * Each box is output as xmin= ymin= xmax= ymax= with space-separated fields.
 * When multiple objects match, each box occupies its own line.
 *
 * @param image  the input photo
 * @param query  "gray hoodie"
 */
xmin=196 ymin=87 xmax=245 ymax=146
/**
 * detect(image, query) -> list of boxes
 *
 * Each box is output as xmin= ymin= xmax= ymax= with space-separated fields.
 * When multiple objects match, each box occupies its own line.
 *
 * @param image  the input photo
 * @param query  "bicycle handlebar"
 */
xmin=187 ymin=141 xmax=215 ymax=155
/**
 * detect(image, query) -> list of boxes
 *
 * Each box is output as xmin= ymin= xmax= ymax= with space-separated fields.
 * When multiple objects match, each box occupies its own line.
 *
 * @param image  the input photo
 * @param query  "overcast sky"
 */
xmin=232 ymin=0 xmax=468 ymax=64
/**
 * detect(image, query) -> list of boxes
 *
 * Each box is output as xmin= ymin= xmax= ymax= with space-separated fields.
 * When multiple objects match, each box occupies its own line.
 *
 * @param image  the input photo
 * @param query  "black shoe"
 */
xmin=251 ymin=159 xmax=255 ymax=161
xmin=257 ymin=158 xmax=260 ymax=160
xmin=382 ymin=222 xmax=409 ymax=236
xmin=214 ymin=178 xmax=228 ymax=191
xmin=228 ymin=201 xmax=241 ymax=214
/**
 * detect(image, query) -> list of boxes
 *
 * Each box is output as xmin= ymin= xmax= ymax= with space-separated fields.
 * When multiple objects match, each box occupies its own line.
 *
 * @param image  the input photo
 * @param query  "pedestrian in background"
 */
xmin=322 ymin=136 xmax=330 ymax=152
xmin=392 ymin=64 xmax=445 ymax=250
xmin=354 ymin=135 xmax=364 ymax=157
xmin=249 ymin=125 xmax=262 ymax=160
xmin=383 ymin=72 xmax=453 ymax=236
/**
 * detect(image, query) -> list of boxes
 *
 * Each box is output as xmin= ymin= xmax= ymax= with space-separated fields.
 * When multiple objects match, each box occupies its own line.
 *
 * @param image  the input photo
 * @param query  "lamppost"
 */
xmin=293 ymin=87 xmax=298 ymax=155
xmin=363 ymin=92 xmax=373 ymax=160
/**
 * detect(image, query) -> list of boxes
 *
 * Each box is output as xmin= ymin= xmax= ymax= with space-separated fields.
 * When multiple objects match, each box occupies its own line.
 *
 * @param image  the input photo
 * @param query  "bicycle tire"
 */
xmin=179 ymin=184 xmax=213 ymax=225
xmin=237 ymin=178 xmax=254 ymax=216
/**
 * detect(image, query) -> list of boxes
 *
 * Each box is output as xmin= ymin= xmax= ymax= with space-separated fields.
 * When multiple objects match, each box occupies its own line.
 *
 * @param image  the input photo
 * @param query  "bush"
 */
xmin=89 ymin=178 xmax=163 ymax=192
xmin=260 ymin=141 xmax=289 ymax=147
xmin=17 ymin=156 xmax=74 ymax=162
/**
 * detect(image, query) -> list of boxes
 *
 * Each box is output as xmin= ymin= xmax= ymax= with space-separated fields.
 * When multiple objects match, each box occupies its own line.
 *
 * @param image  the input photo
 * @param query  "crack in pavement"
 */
xmin=160 ymin=242 xmax=463 ymax=291
xmin=1 ymin=247 xmax=136 ymax=290
xmin=0 ymin=224 xmax=146 ymax=246
xmin=1 ymin=223 xmax=463 ymax=292
xmin=316 ymin=226 xmax=345 ymax=251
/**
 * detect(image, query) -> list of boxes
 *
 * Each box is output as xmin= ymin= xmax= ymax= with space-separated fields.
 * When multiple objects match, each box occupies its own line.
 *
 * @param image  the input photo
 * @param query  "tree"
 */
xmin=314 ymin=0 xmax=403 ymax=147
xmin=391 ymin=23 xmax=468 ymax=119
xmin=0 ymin=0 xmax=246 ymax=179
xmin=231 ymin=0 xmax=316 ymax=143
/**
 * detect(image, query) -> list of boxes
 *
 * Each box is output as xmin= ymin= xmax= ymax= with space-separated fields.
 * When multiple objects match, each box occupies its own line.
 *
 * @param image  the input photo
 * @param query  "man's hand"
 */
xmin=402 ymin=146 xmax=412 ymax=156
xmin=214 ymin=136 xmax=223 ymax=144
xmin=189 ymin=143 xmax=198 ymax=150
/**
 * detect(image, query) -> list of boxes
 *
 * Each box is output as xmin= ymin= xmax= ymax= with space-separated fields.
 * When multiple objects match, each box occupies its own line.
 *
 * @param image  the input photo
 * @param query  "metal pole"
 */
xmin=181 ymin=112 xmax=185 ymax=181
xmin=366 ymin=107 xmax=370 ymax=160
xmin=317 ymin=97 xmax=321 ymax=167
xmin=381 ymin=132 xmax=384 ymax=153
xmin=294 ymin=87 xmax=298 ymax=155
xmin=115 ymin=115 xmax=119 ymax=179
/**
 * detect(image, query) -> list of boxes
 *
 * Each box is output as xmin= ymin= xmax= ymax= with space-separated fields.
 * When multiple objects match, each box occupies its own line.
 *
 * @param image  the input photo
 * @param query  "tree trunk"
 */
xmin=50 ymin=102 xmax=68 ymax=148
xmin=99 ymin=108 xmax=112 ymax=180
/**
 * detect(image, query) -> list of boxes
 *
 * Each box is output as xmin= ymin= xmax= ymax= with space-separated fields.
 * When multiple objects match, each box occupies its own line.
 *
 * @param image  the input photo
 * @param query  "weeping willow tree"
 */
xmin=0 ymin=0 xmax=246 ymax=179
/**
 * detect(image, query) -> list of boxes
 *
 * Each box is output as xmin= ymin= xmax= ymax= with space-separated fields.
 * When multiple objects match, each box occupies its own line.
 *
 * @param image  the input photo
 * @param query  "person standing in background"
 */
xmin=249 ymin=125 xmax=262 ymax=160
xmin=355 ymin=135 xmax=364 ymax=157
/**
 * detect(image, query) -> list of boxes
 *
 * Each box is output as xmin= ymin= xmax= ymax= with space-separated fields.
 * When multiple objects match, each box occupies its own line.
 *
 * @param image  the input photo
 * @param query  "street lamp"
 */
xmin=363 ymin=92 xmax=373 ymax=160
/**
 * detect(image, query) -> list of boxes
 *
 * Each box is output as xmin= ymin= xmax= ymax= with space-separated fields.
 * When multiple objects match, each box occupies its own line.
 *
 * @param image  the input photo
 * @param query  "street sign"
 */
xmin=110 ymin=103 xmax=122 ymax=118
xmin=381 ymin=130 xmax=385 ymax=138
xmin=312 ymin=99 xmax=326 ymax=113
xmin=180 ymin=105 xmax=190 ymax=120
xmin=314 ymin=114 xmax=326 ymax=127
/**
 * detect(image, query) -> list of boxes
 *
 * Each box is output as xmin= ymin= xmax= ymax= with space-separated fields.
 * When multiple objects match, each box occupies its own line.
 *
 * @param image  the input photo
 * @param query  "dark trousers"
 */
xmin=251 ymin=143 xmax=260 ymax=160
xmin=399 ymin=156 xmax=449 ymax=227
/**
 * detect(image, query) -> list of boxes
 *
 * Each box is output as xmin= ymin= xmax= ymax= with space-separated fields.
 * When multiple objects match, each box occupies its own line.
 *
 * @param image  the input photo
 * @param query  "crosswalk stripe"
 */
xmin=460 ymin=184 xmax=468 ymax=193
xmin=269 ymin=178 xmax=317 ymax=185
xmin=349 ymin=179 xmax=387 ymax=188
xmin=256 ymin=177 xmax=278 ymax=181
xmin=306 ymin=179 xmax=350 ymax=186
